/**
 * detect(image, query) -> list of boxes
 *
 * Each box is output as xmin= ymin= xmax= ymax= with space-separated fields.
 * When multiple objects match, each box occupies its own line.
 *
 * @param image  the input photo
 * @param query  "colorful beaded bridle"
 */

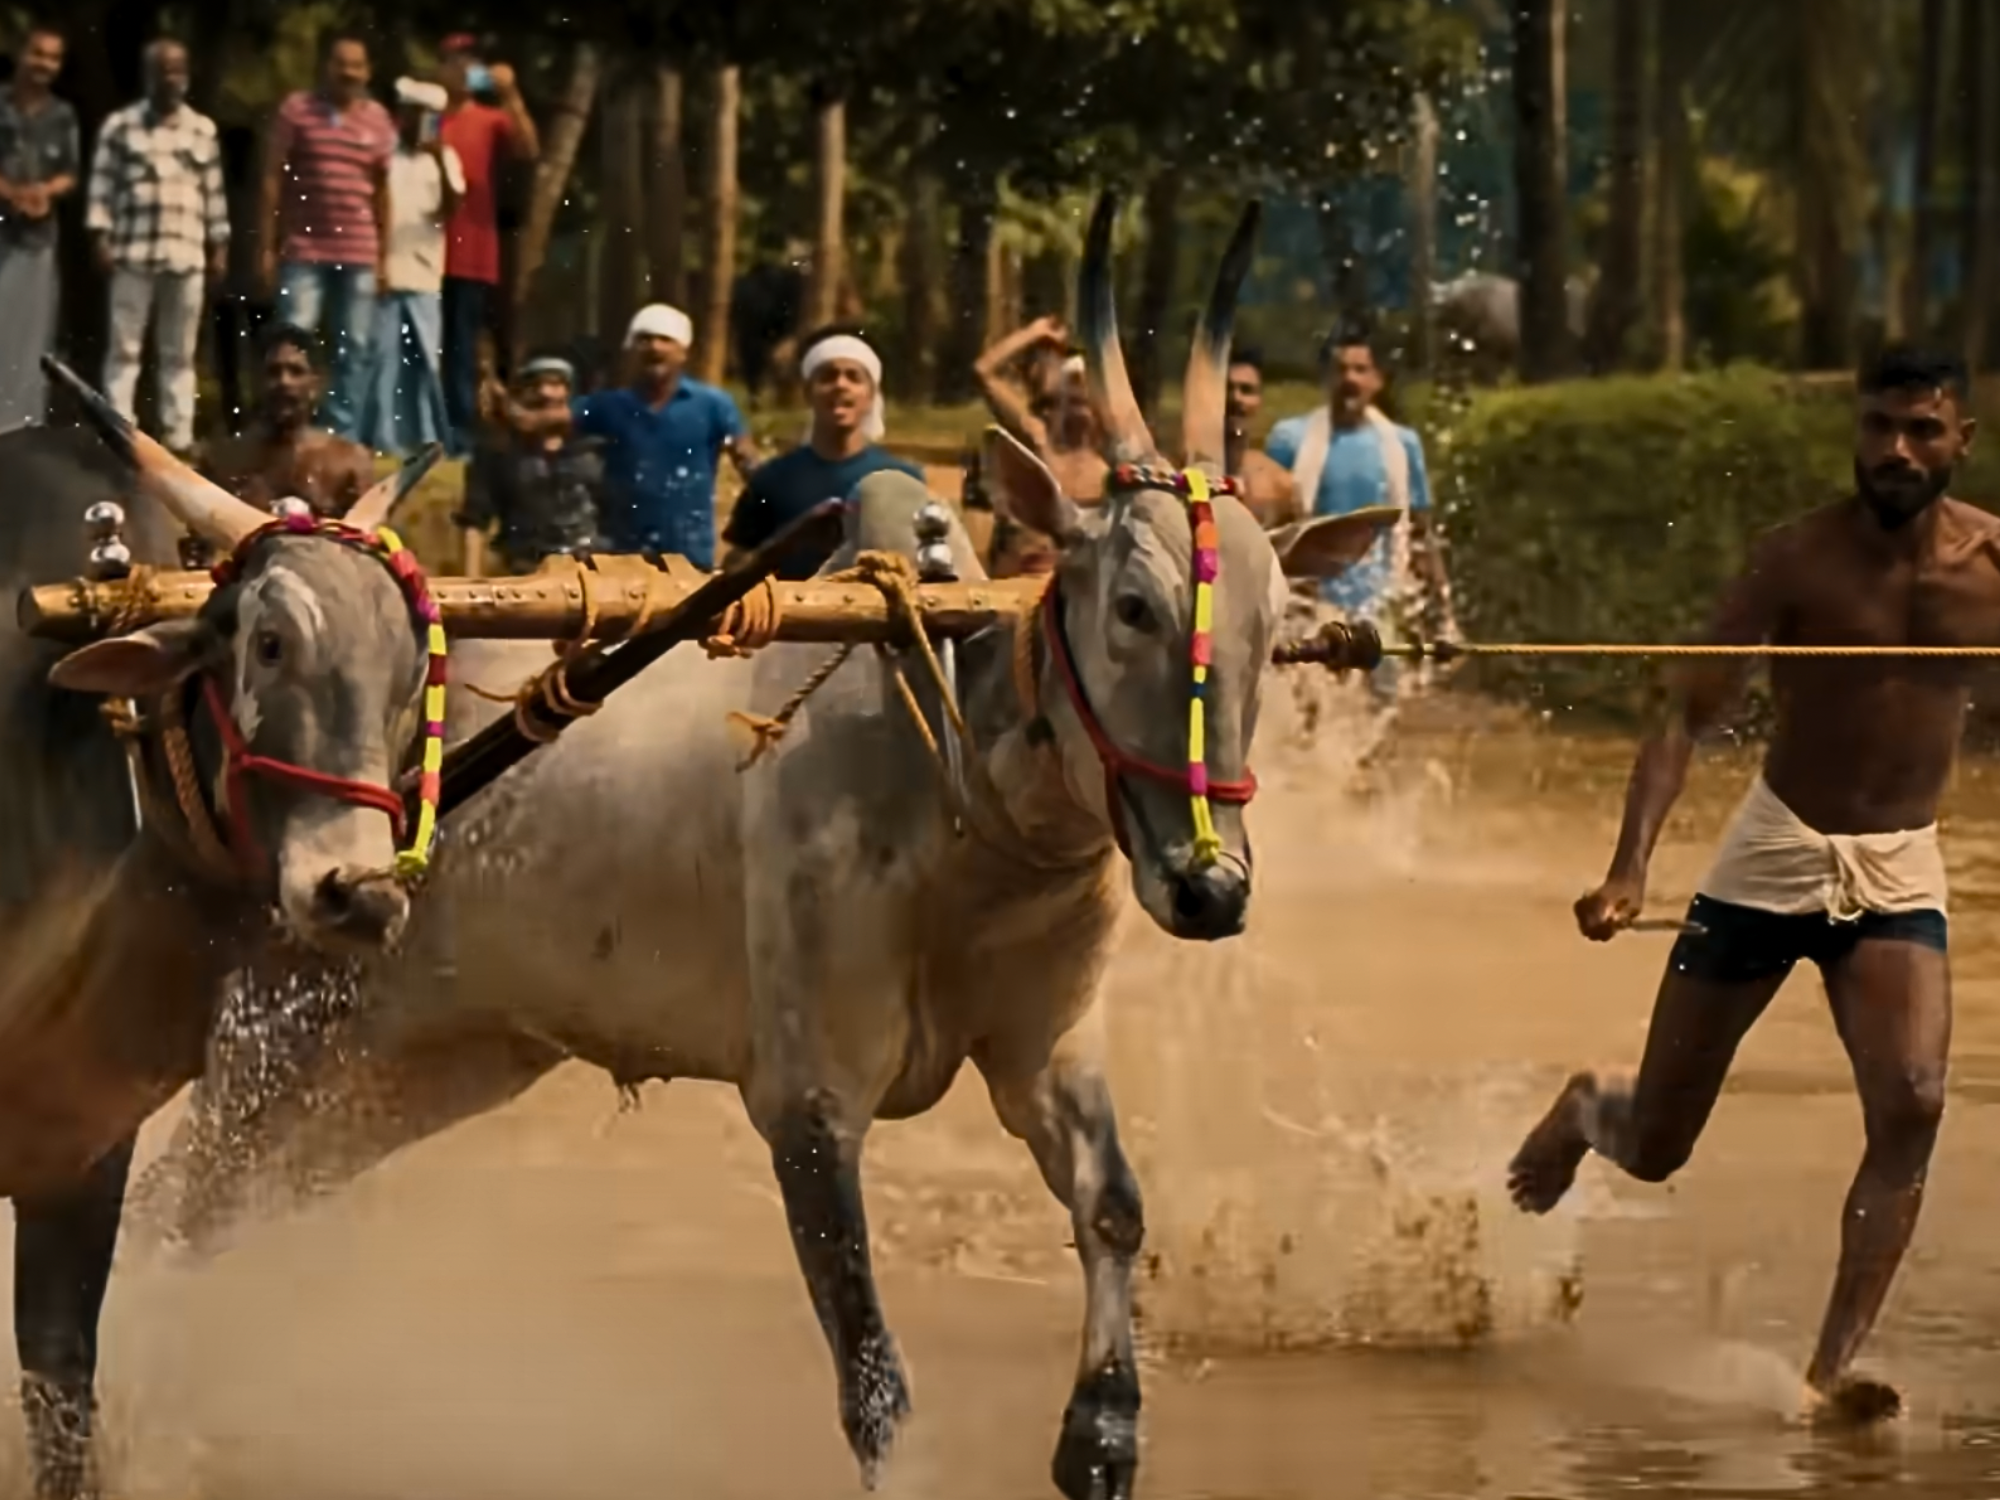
xmin=1038 ymin=462 xmax=1257 ymax=866
xmin=201 ymin=512 xmax=447 ymax=883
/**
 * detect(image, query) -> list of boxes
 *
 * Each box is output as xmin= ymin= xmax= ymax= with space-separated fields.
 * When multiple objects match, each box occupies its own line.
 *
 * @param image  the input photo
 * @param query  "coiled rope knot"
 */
xmin=727 ymin=550 xmax=974 ymax=785
xmin=468 ymin=557 xmax=786 ymax=743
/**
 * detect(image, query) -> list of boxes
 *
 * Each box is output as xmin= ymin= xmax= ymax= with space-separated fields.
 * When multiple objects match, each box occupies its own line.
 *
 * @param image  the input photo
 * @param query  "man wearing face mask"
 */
xmin=87 ymin=37 xmax=227 ymax=456
xmin=1508 ymin=345 xmax=1999 ymax=1423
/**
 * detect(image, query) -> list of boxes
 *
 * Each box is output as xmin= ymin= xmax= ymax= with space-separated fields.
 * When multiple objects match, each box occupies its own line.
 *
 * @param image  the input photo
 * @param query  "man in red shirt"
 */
xmin=437 ymin=34 xmax=538 ymax=455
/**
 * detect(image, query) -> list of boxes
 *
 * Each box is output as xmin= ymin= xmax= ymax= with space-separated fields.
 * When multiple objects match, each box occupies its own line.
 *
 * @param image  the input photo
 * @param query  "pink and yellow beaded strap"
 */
xmin=209 ymin=513 xmax=448 ymax=882
xmin=1106 ymin=463 xmax=1250 ymax=868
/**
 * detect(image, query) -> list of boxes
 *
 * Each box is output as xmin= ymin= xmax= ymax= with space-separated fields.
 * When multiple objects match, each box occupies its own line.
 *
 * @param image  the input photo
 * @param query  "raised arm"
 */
xmin=489 ymin=62 xmax=540 ymax=162
xmin=1580 ymin=531 xmax=1788 ymax=938
xmin=974 ymin=316 xmax=1063 ymax=454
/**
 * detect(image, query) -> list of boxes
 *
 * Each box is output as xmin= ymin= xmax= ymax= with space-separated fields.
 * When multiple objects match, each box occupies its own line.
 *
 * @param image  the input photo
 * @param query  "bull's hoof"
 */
xmin=843 ymin=1330 xmax=913 ymax=1489
xmin=1052 ymin=1361 xmax=1140 ymax=1500
xmin=21 ymin=1374 xmax=100 ymax=1500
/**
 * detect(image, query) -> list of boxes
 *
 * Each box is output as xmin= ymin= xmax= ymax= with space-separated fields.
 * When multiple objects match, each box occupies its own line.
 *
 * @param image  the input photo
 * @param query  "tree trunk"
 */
xmin=1315 ymin=191 xmax=1369 ymax=328
xmin=1795 ymin=1 xmax=1861 ymax=370
xmin=1132 ymin=168 xmax=1181 ymax=418
xmin=1584 ymin=0 xmax=1646 ymax=371
xmin=1962 ymin=0 xmax=1997 ymax=371
xmin=1406 ymin=92 xmax=1440 ymax=376
xmin=1513 ymin=0 xmax=1571 ymax=381
xmin=1906 ymin=0 xmax=1946 ymax=340
xmin=596 ymin=68 xmax=646 ymax=347
xmin=937 ymin=173 xmax=997 ymax=405
xmin=694 ymin=65 xmax=740 ymax=386
xmin=646 ymin=63 xmax=687 ymax=306
xmin=894 ymin=126 xmax=943 ymax=401
xmin=513 ymin=42 xmax=601 ymax=324
xmin=807 ymin=86 xmax=846 ymax=331
xmin=1650 ymin=0 xmax=1687 ymax=372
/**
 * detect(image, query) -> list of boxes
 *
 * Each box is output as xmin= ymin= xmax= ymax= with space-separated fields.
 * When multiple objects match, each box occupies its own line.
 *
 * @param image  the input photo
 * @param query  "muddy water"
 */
xmin=13 ymin=691 xmax=2000 ymax=1498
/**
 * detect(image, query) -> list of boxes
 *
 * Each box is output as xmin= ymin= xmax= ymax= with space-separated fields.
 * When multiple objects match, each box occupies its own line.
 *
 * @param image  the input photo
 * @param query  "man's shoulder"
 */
xmin=874 ymin=449 xmax=924 ymax=479
xmin=100 ymin=101 xmax=144 ymax=132
xmin=1267 ymin=413 xmax=1309 ymax=442
xmin=275 ymin=90 xmax=314 ymax=121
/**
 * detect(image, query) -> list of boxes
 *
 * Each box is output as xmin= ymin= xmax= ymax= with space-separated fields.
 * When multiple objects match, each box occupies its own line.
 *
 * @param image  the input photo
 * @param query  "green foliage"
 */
xmin=1429 ymin=368 xmax=2000 ymax=724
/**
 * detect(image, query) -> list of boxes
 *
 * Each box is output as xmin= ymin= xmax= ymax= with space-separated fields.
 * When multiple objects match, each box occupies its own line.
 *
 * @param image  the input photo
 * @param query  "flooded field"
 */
xmin=13 ymin=688 xmax=2000 ymax=1499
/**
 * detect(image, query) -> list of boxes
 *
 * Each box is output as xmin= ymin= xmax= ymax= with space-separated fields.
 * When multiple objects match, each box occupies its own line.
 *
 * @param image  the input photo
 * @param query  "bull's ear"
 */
xmin=983 ymin=425 xmax=1082 ymax=545
xmin=48 ymin=618 xmax=212 ymax=696
xmin=1271 ymin=506 xmax=1402 ymax=579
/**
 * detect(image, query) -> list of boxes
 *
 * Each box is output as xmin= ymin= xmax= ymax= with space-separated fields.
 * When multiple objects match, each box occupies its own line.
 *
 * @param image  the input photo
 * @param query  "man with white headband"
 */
xmin=721 ymin=324 xmax=921 ymax=580
xmin=570 ymin=300 xmax=758 ymax=567
xmin=972 ymin=313 xmax=1106 ymax=574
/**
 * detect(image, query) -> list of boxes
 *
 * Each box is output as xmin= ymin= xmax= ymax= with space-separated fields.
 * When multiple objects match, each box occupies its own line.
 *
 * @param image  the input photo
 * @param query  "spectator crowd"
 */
xmin=0 ymin=15 xmax=1457 ymax=705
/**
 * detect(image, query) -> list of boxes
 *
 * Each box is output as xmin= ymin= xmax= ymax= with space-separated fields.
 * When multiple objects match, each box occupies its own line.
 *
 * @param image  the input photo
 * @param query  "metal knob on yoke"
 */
xmin=913 ymin=500 xmax=956 ymax=584
xmin=83 ymin=501 xmax=129 ymax=581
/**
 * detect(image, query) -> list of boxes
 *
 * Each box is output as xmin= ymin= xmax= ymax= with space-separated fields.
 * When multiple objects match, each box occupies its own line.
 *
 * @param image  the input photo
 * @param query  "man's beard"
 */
xmin=1855 ymin=457 xmax=1951 ymax=529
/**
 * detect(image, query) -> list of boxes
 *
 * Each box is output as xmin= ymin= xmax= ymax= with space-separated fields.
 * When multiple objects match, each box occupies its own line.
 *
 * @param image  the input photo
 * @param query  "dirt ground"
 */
xmin=11 ymin=688 xmax=2000 ymax=1499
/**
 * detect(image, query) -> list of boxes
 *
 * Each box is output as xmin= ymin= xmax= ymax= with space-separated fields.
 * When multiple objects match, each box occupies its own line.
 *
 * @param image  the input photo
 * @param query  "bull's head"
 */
xmin=987 ymin=193 xmax=1362 ymax=941
xmin=42 ymin=364 xmax=436 ymax=954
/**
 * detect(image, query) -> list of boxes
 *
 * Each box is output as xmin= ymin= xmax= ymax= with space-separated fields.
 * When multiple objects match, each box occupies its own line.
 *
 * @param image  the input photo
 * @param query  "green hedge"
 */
xmin=1422 ymin=368 xmax=2000 ymax=725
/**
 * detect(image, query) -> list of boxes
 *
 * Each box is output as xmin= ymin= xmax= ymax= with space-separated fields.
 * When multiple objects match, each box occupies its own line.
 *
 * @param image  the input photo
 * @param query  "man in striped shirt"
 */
xmin=259 ymin=30 xmax=393 ymax=441
xmin=86 ymin=39 xmax=226 ymax=455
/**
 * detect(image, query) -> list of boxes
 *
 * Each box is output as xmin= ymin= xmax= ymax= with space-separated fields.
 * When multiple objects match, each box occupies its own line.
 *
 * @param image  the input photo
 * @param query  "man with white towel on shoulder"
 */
xmin=1265 ymin=325 xmax=1460 ymax=710
xmin=720 ymin=324 xmax=923 ymax=580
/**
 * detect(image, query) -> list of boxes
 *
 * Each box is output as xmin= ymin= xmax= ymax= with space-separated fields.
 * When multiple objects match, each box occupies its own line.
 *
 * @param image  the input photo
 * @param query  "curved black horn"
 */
xmin=43 ymin=354 xmax=269 ymax=545
xmin=1078 ymin=190 xmax=1154 ymax=464
xmin=1182 ymin=201 xmax=1262 ymax=473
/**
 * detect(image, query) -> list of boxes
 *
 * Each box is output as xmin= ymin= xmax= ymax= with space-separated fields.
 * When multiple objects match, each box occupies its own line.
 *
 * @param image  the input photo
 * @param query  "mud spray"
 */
xmin=1120 ymin=678 xmax=1585 ymax=1358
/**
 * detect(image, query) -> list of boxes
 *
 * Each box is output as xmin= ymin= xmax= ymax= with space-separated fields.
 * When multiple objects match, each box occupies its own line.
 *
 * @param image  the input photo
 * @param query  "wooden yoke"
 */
xmin=19 ymin=561 xmax=1052 ymax=647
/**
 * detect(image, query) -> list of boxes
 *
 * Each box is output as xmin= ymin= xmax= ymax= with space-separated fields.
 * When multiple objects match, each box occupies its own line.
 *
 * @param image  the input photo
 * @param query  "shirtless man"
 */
xmin=975 ymin=314 xmax=1107 ymax=575
xmin=202 ymin=321 xmax=375 ymax=519
xmin=1223 ymin=346 xmax=1299 ymax=526
xmin=1507 ymin=345 xmax=1994 ymax=1419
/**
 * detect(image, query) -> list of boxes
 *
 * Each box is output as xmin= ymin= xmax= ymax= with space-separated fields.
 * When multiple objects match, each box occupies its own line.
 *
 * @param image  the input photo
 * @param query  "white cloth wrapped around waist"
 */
xmin=1697 ymin=776 xmax=1948 ymax=920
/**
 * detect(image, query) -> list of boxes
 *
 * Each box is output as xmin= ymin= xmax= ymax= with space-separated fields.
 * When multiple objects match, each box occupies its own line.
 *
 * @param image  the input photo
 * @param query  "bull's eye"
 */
xmin=254 ymin=629 xmax=283 ymax=666
xmin=1112 ymin=594 xmax=1155 ymax=632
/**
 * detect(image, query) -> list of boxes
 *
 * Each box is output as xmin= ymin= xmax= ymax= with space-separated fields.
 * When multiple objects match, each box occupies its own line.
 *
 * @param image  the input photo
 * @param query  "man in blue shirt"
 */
xmin=721 ymin=326 xmax=924 ymax=580
xmin=571 ymin=302 xmax=760 ymax=567
xmin=1264 ymin=329 xmax=1455 ymax=628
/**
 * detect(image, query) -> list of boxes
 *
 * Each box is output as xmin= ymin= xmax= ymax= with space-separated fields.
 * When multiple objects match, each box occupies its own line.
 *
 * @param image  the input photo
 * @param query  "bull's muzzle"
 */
xmin=308 ymin=866 xmax=411 ymax=951
xmin=1167 ymin=858 xmax=1248 ymax=942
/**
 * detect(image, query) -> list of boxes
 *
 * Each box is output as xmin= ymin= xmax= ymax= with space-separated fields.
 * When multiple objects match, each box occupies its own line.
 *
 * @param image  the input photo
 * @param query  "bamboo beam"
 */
xmin=18 ymin=568 xmax=1053 ymax=646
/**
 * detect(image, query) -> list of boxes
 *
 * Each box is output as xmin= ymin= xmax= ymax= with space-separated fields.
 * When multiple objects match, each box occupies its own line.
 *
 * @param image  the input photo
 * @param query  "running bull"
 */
xmin=0 ymin=369 xmax=440 ymax=1500
xmin=138 ymin=195 xmax=1368 ymax=1500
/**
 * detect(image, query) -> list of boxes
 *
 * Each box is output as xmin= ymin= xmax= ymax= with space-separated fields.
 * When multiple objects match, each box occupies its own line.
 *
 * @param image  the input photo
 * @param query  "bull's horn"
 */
xmin=1182 ymin=200 xmax=1262 ymax=473
xmin=43 ymin=355 xmax=268 ymax=547
xmin=345 ymin=440 xmax=444 ymax=532
xmin=1078 ymin=191 xmax=1154 ymax=465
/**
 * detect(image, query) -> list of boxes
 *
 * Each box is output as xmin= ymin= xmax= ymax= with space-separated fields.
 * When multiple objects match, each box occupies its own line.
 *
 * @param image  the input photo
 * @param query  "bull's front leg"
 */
xmin=12 ymin=1134 xmax=135 ymax=1500
xmin=764 ymin=1090 xmax=911 ymax=1486
xmin=979 ymin=1043 xmax=1143 ymax=1500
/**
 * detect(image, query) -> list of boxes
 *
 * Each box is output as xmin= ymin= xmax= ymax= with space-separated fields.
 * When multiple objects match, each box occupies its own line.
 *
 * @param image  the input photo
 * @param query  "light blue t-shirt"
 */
xmin=1265 ymin=414 xmax=1430 ymax=613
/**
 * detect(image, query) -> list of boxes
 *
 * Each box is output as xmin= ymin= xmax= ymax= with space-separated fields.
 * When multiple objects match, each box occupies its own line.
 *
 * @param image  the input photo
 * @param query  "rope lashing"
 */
xmin=469 ymin=561 xmax=787 ymax=742
xmin=728 ymin=552 xmax=976 ymax=797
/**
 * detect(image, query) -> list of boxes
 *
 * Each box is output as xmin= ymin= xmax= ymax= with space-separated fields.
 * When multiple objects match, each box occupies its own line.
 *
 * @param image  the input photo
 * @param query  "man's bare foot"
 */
xmin=1507 ymin=1076 xmax=1594 ymax=1214
xmin=1804 ymin=1373 xmax=1902 ymax=1428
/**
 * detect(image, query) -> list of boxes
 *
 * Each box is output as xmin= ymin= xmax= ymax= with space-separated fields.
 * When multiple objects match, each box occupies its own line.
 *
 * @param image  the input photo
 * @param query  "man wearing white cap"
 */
xmin=357 ymin=77 xmax=463 ymax=455
xmin=720 ymin=323 xmax=922 ymax=580
xmin=570 ymin=300 xmax=757 ymax=566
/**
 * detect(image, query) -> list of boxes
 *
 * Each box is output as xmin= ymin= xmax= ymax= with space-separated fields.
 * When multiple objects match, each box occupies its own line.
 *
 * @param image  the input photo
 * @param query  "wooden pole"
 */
xmin=19 ymin=564 xmax=1053 ymax=645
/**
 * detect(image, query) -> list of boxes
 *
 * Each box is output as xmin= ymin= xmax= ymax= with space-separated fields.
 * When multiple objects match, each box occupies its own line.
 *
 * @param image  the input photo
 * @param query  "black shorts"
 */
xmin=1669 ymin=894 xmax=1948 ymax=986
